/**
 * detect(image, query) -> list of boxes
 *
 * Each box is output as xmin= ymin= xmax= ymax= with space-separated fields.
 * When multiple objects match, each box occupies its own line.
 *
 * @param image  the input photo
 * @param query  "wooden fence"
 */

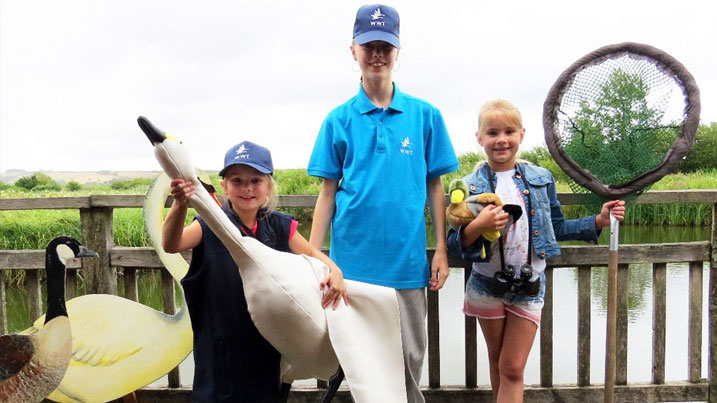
xmin=1 ymin=190 xmax=716 ymax=402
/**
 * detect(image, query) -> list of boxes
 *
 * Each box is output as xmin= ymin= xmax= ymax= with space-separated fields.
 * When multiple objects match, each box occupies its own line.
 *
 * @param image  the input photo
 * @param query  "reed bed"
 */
xmin=1 ymin=168 xmax=715 ymax=253
xmin=558 ymin=169 xmax=717 ymax=226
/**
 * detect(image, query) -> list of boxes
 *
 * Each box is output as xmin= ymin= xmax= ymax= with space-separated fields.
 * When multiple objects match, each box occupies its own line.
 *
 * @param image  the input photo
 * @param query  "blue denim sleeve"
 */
xmin=446 ymin=226 xmax=492 ymax=262
xmin=547 ymin=180 xmax=601 ymax=243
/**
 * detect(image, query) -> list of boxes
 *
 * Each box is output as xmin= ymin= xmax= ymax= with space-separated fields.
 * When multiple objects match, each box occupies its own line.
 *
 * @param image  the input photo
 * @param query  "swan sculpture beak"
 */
xmin=138 ymin=116 xmax=168 ymax=145
xmin=138 ymin=116 xmax=222 ymax=207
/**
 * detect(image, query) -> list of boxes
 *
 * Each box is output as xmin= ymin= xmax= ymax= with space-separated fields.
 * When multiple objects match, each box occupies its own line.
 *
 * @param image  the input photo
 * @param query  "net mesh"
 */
xmin=555 ymin=55 xmax=685 ymax=200
xmin=544 ymin=43 xmax=699 ymax=202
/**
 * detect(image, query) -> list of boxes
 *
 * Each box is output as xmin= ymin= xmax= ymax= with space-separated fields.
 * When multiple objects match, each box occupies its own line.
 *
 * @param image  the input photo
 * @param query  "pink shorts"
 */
xmin=463 ymin=271 xmax=545 ymax=326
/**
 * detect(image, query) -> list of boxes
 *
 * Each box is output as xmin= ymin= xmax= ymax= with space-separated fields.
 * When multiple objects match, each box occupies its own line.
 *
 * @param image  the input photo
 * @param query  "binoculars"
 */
xmin=490 ymin=264 xmax=540 ymax=297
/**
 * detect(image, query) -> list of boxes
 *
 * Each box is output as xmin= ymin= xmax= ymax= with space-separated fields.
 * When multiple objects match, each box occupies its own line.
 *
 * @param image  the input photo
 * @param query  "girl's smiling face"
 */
xmin=351 ymin=40 xmax=398 ymax=82
xmin=477 ymin=112 xmax=525 ymax=171
xmin=221 ymin=164 xmax=271 ymax=215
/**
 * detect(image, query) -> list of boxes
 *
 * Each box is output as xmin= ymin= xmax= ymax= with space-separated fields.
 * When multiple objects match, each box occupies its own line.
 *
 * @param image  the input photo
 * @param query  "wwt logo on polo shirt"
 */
xmin=234 ymin=144 xmax=250 ymax=159
xmin=400 ymin=137 xmax=413 ymax=155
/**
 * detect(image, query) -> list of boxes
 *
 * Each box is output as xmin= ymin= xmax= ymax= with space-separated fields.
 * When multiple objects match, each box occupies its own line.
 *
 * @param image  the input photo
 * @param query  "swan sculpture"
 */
xmin=0 ymin=236 xmax=97 ymax=403
xmin=138 ymin=116 xmax=408 ymax=402
xmin=21 ymin=177 xmax=193 ymax=403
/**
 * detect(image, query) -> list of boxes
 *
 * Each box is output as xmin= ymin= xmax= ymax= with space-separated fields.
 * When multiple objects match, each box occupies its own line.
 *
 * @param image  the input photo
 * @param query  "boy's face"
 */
xmin=221 ymin=164 xmax=271 ymax=215
xmin=351 ymin=40 xmax=399 ymax=82
xmin=477 ymin=113 xmax=525 ymax=171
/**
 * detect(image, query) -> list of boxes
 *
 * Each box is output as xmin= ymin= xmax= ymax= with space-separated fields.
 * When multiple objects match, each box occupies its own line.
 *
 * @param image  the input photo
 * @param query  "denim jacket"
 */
xmin=447 ymin=162 xmax=600 ymax=262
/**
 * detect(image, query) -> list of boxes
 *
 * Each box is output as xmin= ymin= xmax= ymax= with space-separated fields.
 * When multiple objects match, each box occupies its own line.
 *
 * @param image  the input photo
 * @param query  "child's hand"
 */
xmin=169 ymin=178 xmax=195 ymax=206
xmin=320 ymin=267 xmax=348 ymax=310
xmin=429 ymin=247 xmax=449 ymax=291
xmin=595 ymin=200 xmax=626 ymax=229
xmin=474 ymin=204 xmax=510 ymax=233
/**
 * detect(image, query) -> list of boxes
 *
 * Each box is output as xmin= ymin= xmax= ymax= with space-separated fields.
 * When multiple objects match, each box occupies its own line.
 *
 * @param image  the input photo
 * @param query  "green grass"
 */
xmin=558 ymin=169 xmax=717 ymax=226
xmin=1 ymin=167 xmax=715 ymax=253
xmin=0 ymin=210 xmax=82 ymax=250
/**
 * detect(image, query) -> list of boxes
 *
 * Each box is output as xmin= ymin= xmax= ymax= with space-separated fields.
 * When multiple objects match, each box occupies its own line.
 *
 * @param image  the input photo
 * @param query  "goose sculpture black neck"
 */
xmin=44 ymin=237 xmax=71 ymax=324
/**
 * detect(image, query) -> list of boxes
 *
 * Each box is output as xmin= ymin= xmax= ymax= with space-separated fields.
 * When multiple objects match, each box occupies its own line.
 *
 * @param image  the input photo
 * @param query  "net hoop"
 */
xmin=543 ymin=42 xmax=700 ymax=200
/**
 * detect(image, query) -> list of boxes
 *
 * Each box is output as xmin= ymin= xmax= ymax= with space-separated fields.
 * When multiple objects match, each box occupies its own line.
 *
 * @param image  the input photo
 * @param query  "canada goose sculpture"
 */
xmin=0 ymin=236 xmax=97 ymax=403
xmin=22 ymin=177 xmax=193 ymax=403
xmin=138 ymin=116 xmax=408 ymax=402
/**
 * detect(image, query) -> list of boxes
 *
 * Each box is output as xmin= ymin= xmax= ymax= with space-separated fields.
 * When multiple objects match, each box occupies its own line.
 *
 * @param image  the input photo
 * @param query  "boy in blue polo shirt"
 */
xmin=307 ymin=4 xmax=458 ymax=402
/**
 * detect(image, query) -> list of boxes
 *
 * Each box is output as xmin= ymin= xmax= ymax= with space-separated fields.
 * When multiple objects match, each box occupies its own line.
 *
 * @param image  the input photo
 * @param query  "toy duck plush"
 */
xmin=446 ymin=178 xmax=523 ymax=259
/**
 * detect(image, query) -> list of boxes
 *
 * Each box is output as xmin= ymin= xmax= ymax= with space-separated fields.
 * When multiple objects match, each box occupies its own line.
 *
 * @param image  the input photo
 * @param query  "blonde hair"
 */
xmin=263 ymin=175 xmax=278 ymax=212
xmin=477 ymin=99 xmax=523 ymax=135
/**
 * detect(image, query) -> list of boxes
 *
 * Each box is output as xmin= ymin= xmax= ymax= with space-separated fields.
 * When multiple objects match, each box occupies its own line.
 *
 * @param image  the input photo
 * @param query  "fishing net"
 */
xmin=543 ymin=42 xmax=700 ymax=202
xmin=542 ymin=42 xmax=700 ymax=402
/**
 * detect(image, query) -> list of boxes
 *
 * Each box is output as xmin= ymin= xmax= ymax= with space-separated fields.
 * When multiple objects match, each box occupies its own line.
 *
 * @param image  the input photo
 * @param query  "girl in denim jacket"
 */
xmin=447 ymin=99 xmax=625 ymax=402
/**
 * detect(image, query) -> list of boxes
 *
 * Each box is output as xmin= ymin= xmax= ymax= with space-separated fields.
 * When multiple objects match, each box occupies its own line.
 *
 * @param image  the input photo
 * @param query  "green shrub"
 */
xmin=441 ymin=152 xmax=483 ymax=191
xmin=274 ymin=169 xmax=322 ymax=195
xmin=14 ymin=173 xmax=58 ymax=191
xmin=33 ymin=183 xmax=62 ymax=192
xmin=680 ymin=123 xmax=717 ymax=173
xmin=518 ymin=146 xmax=552 ymax=166
xmin=110 ymin=177 xmax=155 ymax=191
xmin=65 ymin=181 xmax=82 ymax=191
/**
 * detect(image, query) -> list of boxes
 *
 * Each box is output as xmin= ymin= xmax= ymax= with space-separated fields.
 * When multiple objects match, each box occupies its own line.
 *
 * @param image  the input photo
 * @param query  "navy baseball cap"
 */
xmin=353 ymin=4 xmax=400 ymax=48
xmin=219 ymin=141 xmax=273 ymax=177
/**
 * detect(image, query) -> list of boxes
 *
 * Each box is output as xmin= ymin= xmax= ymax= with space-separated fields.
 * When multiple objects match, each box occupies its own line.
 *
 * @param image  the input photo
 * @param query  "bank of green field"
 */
xmin=1 ymin=151 xmax=715 ymax=253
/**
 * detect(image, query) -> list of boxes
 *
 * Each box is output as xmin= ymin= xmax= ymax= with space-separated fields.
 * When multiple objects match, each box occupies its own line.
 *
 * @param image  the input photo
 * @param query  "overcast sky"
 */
xmin=1 ymin=0 xmax=715 ymax=173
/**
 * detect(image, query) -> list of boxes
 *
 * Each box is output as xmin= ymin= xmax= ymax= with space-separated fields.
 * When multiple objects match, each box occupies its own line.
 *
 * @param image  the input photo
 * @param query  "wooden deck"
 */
xmin=133 ymin=382 xmax=708 ymax=402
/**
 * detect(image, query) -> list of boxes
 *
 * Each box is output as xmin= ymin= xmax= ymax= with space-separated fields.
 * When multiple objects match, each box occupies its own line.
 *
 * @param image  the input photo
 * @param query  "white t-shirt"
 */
xmin=473 ymin=169 xmax=546 ymax=280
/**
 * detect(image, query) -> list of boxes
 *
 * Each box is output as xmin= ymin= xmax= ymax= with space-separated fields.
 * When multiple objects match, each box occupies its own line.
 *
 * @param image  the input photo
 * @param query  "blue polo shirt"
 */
xmin=308 ymin=83 xmax=458 ymax=289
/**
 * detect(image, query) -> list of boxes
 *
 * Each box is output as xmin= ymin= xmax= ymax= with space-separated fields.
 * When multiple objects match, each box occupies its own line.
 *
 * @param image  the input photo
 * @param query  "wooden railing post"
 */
xmin=540 ymin=267 xmax=553 ymax=387
xmin=0 ymin=274 xmax=6 ymax=333
xmin=316 ymin=249 xmax=329 ymax=390
xmin=689 ymin=260 xmax=703 ymax=383
xmin=464 ymin=263 xmax=477 ymax=388
xmin=427 ymin=287 xmax=441 ymax=388
xmin=652 ymin=262 xmax=667 ymax=385
xmin=709 ymin=202 xmax=717 ymax=403
xmin=577 ymin=265 xmax=591 ymax=386
xmin=124 ymin=268 xmax=139 ymax=302
xmin=25 ymin=269 xmax=42 ymax=323
xmin=162 ymin=269 xmax=181 ymax=388
xmin=616 ymin=263 xmax=629 ymax=385
xmin=66 ymin=269 xmax=78 ymax=300
xmin=80 ymin=206 xmax=117 ymax=295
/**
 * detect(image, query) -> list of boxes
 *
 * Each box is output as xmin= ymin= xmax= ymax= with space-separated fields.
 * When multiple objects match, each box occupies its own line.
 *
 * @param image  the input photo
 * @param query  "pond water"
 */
xmin=3 ymin=225 xmax=712 ymax=388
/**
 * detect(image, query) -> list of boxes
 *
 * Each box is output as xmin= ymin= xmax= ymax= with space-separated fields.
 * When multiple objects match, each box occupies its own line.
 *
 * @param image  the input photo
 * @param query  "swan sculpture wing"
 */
xmin=138 ymin=116 xmax=407 ymax=401
xmin=25 ymin=293 xmax=192 ymax=403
